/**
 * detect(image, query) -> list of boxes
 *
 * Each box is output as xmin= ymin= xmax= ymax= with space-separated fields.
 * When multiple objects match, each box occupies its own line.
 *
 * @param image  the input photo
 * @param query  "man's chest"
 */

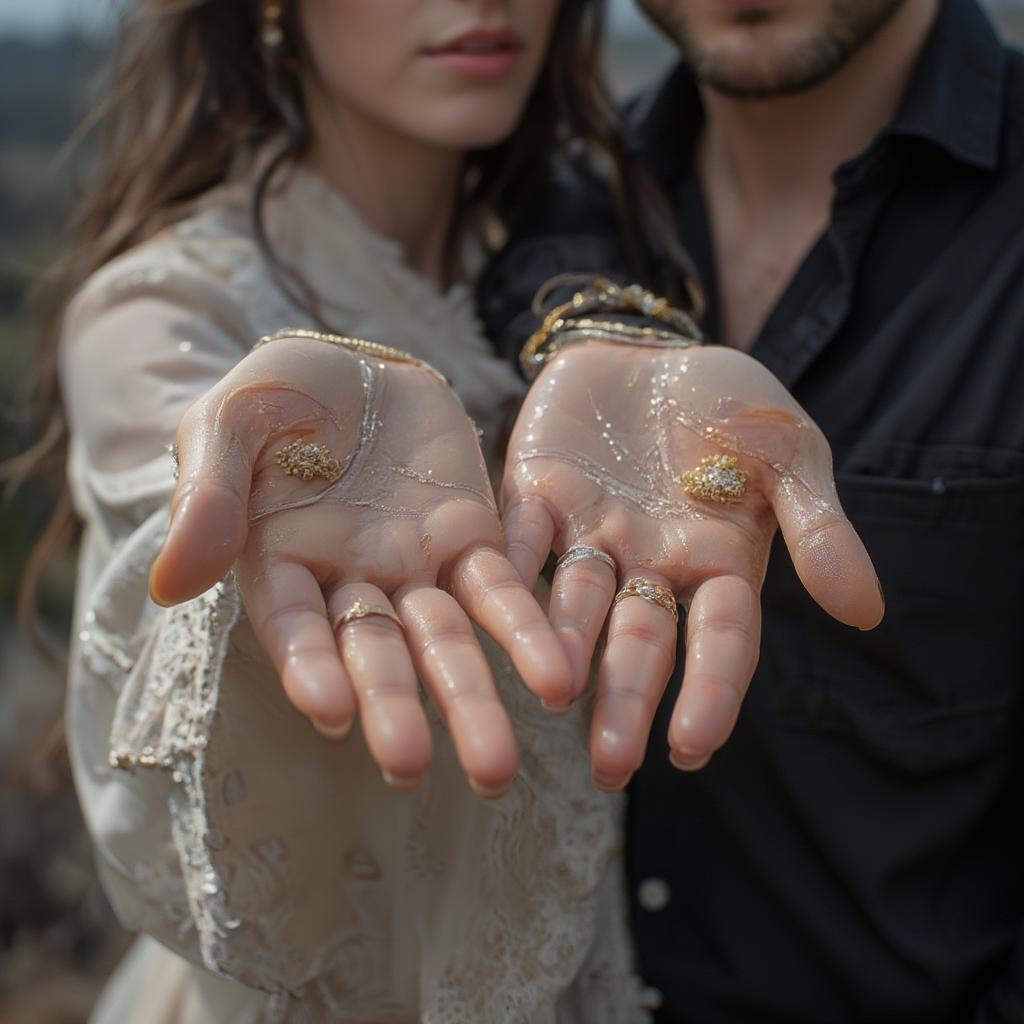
xmin=677 ymin=158 xmax=1024 ymax=470
xmin=703 ymin=189 xmax=831 ymax=354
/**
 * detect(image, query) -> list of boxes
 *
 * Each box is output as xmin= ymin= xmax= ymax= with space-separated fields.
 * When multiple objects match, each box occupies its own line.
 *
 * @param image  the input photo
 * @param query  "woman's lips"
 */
xmin=422 ymin=27 xmax=525 ymax=78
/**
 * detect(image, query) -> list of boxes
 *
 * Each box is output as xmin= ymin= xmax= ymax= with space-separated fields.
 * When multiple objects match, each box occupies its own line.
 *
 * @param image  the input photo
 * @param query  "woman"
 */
xmin=53 ymin=0 xmax=704 ymax=1018
xmin=48 ymin=0 xmax=882 ymax=1019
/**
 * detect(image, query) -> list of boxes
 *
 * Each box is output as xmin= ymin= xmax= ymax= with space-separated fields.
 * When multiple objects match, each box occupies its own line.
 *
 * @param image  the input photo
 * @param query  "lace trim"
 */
xmin=103 ymin=593 xmax=645 ymax=1021
xmin=109 ymin=578 xmax=240 ymax=774
xmin=106 ymin=577 xmax=263 ymax=1001
xmin=422 ymin=642 xmax=647 ymax=1024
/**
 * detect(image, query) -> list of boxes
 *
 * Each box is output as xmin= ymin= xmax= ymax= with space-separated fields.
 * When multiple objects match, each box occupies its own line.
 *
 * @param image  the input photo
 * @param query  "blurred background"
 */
xmin=2 ymin=1 xmax=1023 ymax=1020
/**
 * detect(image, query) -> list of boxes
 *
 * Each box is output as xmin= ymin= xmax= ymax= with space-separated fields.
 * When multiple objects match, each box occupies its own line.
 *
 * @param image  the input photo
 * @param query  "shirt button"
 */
xmin=640 ymin=986 xmax=664 ymax=1010
xmin=637 ymin=876 xmax=672 ymax=912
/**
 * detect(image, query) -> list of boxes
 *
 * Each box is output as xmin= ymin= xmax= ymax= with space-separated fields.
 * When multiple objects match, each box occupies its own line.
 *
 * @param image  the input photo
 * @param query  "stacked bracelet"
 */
xmin=519 ymin=277 xmax=704 ymax=379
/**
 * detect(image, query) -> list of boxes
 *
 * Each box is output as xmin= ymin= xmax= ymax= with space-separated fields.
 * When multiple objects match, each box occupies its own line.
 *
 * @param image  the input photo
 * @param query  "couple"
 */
xmin=52 ymin=0 xmax=1024 ymax=1021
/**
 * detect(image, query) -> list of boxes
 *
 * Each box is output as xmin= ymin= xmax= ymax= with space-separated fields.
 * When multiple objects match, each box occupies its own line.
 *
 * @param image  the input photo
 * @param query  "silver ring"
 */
xmin=555 ymin=545 xmax=617 ymax=574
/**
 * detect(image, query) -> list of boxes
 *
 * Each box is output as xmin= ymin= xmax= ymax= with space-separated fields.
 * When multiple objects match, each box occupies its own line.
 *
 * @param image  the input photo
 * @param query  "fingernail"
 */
xmin=382 ymin=770 xmax=422 ymax=791
xmin=166 ymin=482 xmax=197 ymax=538
xmin=858 ymin=576 xmax=887 ymax=631
xmin=149 ymin=488 xmax=197 ymax=606
xmin=541 ymin=698 xmax=573 ymax=715
xmin=469 ymin=778 xmax=511 ymax=800
xmin=592 ymin=773 xmax=630 ymax=793
xmin=149 ymin=576 xmax=171 ymax=608
xmin=669 ymin=749 xmax=711 ymax=772
xmin=311 ymin=717 xmax=352 ymax=740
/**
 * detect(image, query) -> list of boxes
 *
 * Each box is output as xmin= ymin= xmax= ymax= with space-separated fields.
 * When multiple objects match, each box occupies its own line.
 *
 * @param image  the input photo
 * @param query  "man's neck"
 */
xmin=303 ymin=88 xmax=463 ymax=288
xmin=695 ymin=0 xmax=939 ymax=350
xmin=698 ymin=0 xmax=940 ymax=220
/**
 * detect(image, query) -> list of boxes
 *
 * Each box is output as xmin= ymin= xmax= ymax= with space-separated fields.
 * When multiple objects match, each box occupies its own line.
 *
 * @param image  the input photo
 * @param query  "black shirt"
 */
xmin=478 ymin=2 xmax=1024 ymax=1021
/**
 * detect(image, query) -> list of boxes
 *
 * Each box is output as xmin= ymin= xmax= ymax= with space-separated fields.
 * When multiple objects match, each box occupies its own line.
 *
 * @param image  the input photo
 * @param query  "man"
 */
xmin=480 ymin=0 xmax=1024 ymax=1020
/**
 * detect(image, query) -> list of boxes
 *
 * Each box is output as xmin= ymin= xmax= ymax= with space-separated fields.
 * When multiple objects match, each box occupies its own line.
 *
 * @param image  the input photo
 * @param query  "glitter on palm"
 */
xmin=275 ymin=440 xmax=342 ymax=481
xmin=679 ymin=454 xmax=748 ymax=503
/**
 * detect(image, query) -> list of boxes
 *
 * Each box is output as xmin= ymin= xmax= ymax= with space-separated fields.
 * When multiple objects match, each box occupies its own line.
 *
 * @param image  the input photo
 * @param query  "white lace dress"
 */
xmin=60 ymin=162 xmax=648 ymax=1024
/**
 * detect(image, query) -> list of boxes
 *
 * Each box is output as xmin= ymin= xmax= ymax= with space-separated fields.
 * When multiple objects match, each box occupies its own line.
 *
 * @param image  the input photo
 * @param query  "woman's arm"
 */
xmin=59 ymin=265 xmax=582 ymax=1004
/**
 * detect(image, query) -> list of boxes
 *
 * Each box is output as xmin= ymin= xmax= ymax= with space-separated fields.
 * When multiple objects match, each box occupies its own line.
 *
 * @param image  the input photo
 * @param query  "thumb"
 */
xmin=149 ymin=404 xmax=255 ymax=606
xmin=769 ymin=474 xmax=884 ymax=630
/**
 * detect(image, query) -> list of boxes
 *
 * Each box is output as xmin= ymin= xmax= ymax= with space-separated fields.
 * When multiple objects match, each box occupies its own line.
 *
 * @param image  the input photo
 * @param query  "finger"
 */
xmin=501 ymin=494 xmax=555 ymax=590
xmin=396 ymin=585 xmax=518 ymax=798
xmin=449 ymin=546 xmax=574 ymax=709
xmin=590 ymin=571 xmax=678 ymax=791
xmin=150 ymin=397 xmax=258 ymax=607
xmin=548 ymin=546 xmax=617 ymax=699
xmin=768 ymin=472 xmax=884 ymax=630
xmin=667 ymin=574 xmax=760 ymax=770
xmin=237 ymin=559 xmax=356 ymax=732
xmin=327 ymin=583 xmax=432 ymax=787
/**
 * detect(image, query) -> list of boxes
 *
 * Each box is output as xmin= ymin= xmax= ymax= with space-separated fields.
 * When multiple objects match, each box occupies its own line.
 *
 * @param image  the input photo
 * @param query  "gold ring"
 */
xmin=555 ymin=546 xmax=617 ymax=574
xmin=613 ymin=577 xmax=679 ymax=624
xmin=678 ymin=454 xmax=747 ymax=504
xmin=275 ymin=439 xmax=342 ymax=481
xmin=333 ymin=599 xmax=404 ymax=632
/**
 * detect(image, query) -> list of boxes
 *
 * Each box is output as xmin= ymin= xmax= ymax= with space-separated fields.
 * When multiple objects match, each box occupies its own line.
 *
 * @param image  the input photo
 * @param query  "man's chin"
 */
xmin=653 ymin=0 xmax=909 ymax=100
xmin=692 ymin=43 xmax=848 ymax=99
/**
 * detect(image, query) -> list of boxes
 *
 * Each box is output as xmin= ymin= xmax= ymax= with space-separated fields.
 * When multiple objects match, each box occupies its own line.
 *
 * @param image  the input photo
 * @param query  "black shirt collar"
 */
xmin=884 ymin=0 xmax=1006 ymax=169
xmin=630 ymin=0 xmax=1009 ymax=180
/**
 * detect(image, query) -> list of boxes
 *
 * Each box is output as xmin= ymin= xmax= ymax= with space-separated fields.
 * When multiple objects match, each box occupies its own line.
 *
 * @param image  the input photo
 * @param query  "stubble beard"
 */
xmin=645 ymin=0 xmax=909 ymax=99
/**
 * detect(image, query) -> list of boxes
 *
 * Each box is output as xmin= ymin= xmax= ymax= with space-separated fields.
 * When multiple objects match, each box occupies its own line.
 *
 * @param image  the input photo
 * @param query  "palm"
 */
xmin=502 ymin=342 xmax=882 ymax=788
xmin=151 ymin=336 xmax=570 ymax=796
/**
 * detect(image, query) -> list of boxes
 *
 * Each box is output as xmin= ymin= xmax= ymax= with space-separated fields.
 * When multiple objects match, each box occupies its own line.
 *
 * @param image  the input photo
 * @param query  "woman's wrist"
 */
xmin=255 ymin=328 xmax=448 ymax=385
xmin=519 ymin=276 xmax=704 ymax=379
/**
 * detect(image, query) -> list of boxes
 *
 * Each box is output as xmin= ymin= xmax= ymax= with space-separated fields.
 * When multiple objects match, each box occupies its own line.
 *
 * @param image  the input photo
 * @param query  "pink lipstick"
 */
xmin=423 ymin=27 xmax=524 ymax=78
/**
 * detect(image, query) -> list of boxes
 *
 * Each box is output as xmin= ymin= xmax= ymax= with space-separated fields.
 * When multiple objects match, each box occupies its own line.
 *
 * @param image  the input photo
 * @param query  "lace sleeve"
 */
xmin=60 ymin=255 xmax=255 ymax=973
xmin=61 ymin=246 xmax=648 ymax=1022
xmin=75 ymin=527 xmax=650 ymax=1021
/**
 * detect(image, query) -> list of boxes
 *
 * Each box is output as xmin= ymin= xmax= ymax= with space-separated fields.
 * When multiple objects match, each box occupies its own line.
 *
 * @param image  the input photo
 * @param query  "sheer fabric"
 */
xmin=60 ymin=161 xmax=648 ymax=1023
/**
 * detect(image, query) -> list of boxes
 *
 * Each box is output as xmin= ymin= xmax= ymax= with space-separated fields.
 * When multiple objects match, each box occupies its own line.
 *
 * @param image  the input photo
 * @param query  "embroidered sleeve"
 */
xmin=61 ymin=246 xmax=648 ymax=1022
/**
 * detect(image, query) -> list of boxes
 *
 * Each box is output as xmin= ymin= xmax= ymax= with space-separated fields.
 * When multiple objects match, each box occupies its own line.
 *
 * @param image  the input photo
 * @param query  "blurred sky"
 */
xmin=5 ymin=0 xmax=1015 ymax=39
xmin=0 ymin=0 xmax=1021 ymax=39
xmin=0 ymin=0 xmax=643 ymax=36
xmin=1 ymin=0 xmax=1022 ymax=40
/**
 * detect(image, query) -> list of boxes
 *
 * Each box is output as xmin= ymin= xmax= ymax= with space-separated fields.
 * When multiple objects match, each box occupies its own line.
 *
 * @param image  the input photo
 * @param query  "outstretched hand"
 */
xmin=150 ymin=335 xmax=571 ymax=797
xmin=502 ymin=341 xmax=883 ymax=789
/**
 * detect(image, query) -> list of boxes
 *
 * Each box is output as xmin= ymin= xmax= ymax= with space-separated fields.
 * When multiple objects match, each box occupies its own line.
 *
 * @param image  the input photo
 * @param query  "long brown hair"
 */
xmin=10 ymin=0 xmax=695 ymax=665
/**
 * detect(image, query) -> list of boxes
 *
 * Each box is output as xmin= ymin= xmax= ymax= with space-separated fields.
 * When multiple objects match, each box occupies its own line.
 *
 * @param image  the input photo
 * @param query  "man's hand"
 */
xmin=150 ymin=336 xmax=571 ymax=797
xmin=502 ymin=342 xmax=883 ymax=789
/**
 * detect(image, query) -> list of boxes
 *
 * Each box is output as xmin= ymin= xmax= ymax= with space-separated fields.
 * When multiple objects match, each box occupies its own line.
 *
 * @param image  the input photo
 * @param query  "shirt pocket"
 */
xmin=764 ymin=471 xmax=1024 ymax=774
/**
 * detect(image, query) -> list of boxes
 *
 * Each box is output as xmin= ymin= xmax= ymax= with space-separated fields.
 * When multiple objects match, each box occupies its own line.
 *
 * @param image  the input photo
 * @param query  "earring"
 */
xmin=262 ymin=2 xmax=284 ymax=50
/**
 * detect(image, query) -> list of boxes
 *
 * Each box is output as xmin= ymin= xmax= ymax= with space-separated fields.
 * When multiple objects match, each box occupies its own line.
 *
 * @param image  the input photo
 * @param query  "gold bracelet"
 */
xmin=560 ymin=317 xmax=699 ymax=343
xmin=255 ymin=328 xmax=448 ymax=385
xmin=520 ymin=278 xmax=703 ymax=378
xmin=547 ymin=325 xmax=703 ymax=352
xmin=521 ymin=316 xmax=701 ymax=376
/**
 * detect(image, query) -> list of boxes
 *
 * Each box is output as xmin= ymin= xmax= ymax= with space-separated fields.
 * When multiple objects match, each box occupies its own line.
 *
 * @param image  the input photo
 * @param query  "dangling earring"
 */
xmin=262 ymin=2 xmax=284 ymax=51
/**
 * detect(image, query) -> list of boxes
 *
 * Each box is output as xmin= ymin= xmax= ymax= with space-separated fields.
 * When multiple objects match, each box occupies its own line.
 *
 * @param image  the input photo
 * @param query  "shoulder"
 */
xmin=498 ymin=150 xmax=621 ymax=244
xmin=477 ymin=154 xmax=629 ymax=362
xmin=64 ymin=187 xmax=258 ymax=349
xmin=58 ymin=192 xmax=262 ymax=465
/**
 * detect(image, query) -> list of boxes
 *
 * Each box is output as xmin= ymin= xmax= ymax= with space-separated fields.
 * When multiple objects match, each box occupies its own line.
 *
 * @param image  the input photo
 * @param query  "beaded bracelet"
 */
xmin=520 ymin=277 xmax=704 ymax=379
xmin=255 ymin=327 xmax=448 ymax=385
